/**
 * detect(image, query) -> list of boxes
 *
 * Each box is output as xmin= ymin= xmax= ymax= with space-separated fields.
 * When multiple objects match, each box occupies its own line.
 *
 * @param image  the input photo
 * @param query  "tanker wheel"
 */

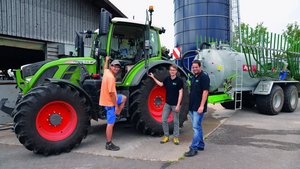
xmin=256 ymin=85 xmax=284 ymax=115
xmin=282 ymin=85 xmax=298 ymax=112
xmin=13 ymin=83 xmax=90 ymax=155
xmin=129 ymin=65 xmax=189 ymax=135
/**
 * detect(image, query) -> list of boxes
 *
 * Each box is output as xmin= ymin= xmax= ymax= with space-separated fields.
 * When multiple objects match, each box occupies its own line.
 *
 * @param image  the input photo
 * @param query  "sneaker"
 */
xmin=198 ymin=147 xmax=204 ymax=151
xmin=160 ymin=136 xmax=169 ymax=144
xmin=173 ymin=137 xmax=179 ymax=145
xmin=105 ymin=142 xmax=120 ymax=151
xmin=184 ymin=148 xmax=198 ymax=157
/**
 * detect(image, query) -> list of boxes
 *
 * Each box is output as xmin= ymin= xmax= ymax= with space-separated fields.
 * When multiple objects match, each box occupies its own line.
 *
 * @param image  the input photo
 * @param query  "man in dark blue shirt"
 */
xmin=148 ymin=64 xmax=183 ymax=145
xmin=184 ymin=60 xmax=210 ymax=157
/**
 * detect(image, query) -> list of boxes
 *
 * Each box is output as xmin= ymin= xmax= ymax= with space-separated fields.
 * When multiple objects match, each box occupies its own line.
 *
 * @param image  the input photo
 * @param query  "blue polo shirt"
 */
xmin=189 ymin=71 xmax=210 ymax=112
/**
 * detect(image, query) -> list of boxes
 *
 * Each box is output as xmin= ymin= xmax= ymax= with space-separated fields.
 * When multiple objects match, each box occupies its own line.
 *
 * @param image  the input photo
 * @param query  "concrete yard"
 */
xmin=1 ymin=83 xmax=300 ymax=169
xmin=0 ymin=102 xmax=234 ymax=162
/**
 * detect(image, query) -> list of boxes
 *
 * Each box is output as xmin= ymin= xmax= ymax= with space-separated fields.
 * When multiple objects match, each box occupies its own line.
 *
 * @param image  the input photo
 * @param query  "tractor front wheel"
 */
xmin=13 ymin=83 xmax=90 ymax=155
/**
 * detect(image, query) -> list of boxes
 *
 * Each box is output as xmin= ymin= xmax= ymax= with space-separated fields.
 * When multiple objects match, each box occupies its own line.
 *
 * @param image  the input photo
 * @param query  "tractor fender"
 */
xmin=45 ymin=78 xmax=95 ymax=117
xmin=130 ymin=60 xmax=188 ymax=86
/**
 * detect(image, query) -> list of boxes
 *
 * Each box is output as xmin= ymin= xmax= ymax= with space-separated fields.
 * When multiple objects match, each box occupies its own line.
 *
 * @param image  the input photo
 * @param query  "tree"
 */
xmin=283 ymin=22 xmax=300 ymax=80
xmin=233 ymin=22 xmax=268 ymax=52
xmin=161 ymin=46 xmax=170 ymax=58
xmin=283 ymin=22 xmax=300 ymax=40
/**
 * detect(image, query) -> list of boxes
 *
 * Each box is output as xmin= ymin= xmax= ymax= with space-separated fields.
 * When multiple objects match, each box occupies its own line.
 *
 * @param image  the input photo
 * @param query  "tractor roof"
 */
xmin=111 ymin=17 xmax=162 ymax=31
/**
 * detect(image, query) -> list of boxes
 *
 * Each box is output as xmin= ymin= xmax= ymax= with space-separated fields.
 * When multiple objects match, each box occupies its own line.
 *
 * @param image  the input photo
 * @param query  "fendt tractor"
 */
xmin=180 ymin=31 xmax=300 ymax=116
xmin=7 ymin=7 xmax=189 ymax=155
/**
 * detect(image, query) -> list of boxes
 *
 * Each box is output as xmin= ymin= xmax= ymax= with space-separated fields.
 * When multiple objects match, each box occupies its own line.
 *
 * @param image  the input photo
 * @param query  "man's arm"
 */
xmin=109 ymin=92 xmax=120 ymax=114
xmin=148 ymin=73 xmax=163 ymax=87
xmin=104 ymin=56 xmax=110 ymax=70
xmin=175 ymin=88 xmax=183 ymax=112
xmin=197 ymin=90 xmax=208 ymax=113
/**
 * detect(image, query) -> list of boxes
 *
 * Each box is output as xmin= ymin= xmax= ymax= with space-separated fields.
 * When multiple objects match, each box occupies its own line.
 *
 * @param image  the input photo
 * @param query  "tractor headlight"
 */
xmin=7 ymin=69 xmax=15 ymax=78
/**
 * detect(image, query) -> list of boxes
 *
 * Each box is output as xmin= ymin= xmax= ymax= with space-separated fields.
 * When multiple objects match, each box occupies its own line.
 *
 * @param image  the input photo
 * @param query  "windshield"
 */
xmin=109 ymin=24 xmax=160 ymax=62
xmin=99 ymin=35 xmax=107 ymax=51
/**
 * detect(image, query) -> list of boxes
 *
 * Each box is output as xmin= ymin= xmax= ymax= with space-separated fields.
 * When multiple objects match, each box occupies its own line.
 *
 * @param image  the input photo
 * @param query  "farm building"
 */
xmin=0 ymin=0 xmax=125 ymax=77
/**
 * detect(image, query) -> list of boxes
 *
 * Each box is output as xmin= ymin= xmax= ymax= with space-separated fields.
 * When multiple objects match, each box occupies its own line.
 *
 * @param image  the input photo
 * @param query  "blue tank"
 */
xmin=174 ymin=0 xmax=231 ymax=53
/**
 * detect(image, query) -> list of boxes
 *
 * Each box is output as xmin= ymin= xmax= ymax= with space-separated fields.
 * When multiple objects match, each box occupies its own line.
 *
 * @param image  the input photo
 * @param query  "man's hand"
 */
xmin=175 ymin=105 xmax=181 ymax=113
xmin=104 ymin=56 xmax=111 ymax=69
xmin=106 ymin=56 xmax=110 ymax=62
xmin=115 ymin=106 xmax=121 ymax=115
xmin=197 ymin=106 xmax=204 ymax=114
xmin=148 ymin=72 xmax=163 ymax=86
xmin=148 ymin=72 xmax=154 ymax=78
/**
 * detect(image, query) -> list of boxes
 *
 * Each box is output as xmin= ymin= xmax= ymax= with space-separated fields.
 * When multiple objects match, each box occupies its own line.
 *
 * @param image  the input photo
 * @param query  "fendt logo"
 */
xmin=64 ymin=60 xmax=96 ymax=65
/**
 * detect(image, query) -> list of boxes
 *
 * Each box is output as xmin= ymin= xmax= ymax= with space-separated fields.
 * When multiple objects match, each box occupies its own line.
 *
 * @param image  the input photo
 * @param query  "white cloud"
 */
xmin=240 ymin=0 xmax=300 ymax=33
xmin=109 ymin=0 xmax=299 ymax=50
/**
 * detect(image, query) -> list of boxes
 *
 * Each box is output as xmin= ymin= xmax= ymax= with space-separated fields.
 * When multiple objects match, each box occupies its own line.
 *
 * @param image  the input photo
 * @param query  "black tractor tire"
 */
xmin=282 ymin=85 xmax=298 ymax=112
xmin=256 ymin=85 xmax=284 ymax=115
xmin=129 ymin=65 xmax=189 ymax=136
xmin=13 ymin=83 xmax=90 ymax=155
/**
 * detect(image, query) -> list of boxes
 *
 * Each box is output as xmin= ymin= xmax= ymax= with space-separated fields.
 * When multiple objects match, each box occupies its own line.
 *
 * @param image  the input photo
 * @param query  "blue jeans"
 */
xmin=189 ymin=111 xmax=205 ymax=150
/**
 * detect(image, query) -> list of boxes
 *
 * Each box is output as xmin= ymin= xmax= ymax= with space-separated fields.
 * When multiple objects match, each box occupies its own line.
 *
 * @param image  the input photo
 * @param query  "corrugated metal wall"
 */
xmin=0 ymin=0 xmax=100 ymax=45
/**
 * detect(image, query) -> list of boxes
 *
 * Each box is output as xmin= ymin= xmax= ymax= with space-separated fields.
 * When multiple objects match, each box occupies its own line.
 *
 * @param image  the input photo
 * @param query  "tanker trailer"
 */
xmin=181 ymin=41 xmax=300 ymax=115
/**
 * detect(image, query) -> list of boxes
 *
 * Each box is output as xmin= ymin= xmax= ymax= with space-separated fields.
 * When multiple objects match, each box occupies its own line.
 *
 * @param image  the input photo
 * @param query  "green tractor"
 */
xmin=11 ymin=8 xmax=189 ymax=155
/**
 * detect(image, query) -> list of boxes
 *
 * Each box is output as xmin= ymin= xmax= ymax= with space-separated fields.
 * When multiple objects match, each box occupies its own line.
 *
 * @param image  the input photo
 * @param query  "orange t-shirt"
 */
xmin=99 ymin=69 xmax=117 ymax=106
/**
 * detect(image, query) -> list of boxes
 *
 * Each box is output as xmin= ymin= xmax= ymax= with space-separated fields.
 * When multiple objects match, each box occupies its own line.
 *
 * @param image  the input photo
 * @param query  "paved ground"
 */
xmin=168 ymin=102 xmax=300 ymax=169
xmin=0 ymin=104 xmax=234 ymax=161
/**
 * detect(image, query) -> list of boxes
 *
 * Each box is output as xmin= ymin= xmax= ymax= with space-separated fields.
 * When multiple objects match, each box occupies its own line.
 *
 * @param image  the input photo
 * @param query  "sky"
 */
xmin=109 ymin=0 xmax=300 ymax=50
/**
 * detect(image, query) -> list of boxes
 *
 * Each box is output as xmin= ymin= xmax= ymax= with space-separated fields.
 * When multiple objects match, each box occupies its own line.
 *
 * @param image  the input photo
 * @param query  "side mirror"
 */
xmin=75 ymin=32 xmax=84 ymax=57
xmin=159 ymin=27 xmax=166 ymax=34
xmin=99 ymin=8 xmax=112 ymax=35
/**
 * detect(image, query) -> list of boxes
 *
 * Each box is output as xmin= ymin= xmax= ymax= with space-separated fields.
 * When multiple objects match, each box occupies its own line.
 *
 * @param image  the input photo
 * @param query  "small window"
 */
xmin=149 ymin=30 xmax=159 ymax=57
xmin=99 ymin=35 xmax=108 ymax=51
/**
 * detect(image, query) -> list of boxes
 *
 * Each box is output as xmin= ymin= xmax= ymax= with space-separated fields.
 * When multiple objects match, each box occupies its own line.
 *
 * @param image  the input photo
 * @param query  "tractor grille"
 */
xmin=33 ymin=66 xmax=58 ymax=87
xmin=62 ymin=66 xmax=78 ymax=80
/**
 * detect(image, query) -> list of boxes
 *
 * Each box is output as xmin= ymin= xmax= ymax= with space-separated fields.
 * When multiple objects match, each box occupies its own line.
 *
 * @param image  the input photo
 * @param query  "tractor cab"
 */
xmin=76 ymin=7 xmax=165 ymax=84
xmin=98 ymin=18 xmax=162 ymax=82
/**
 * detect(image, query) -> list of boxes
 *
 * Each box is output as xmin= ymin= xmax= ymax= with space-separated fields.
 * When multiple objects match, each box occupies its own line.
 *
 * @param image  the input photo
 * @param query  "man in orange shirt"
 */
xmin=99 ymin=56 xmax=127 ymax=151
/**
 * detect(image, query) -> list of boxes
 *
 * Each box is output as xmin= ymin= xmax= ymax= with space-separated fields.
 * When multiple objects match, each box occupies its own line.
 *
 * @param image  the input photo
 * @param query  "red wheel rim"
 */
xmin=36 ymin=101 xmax=78 ymax=141
xmin=147 ymin=85 xmax=173 ymax=123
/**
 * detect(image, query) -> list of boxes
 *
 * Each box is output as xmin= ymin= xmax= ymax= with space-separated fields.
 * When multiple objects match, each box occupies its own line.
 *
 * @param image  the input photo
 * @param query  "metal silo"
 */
xmin=174 ymin=0 xmax=231 ymax=53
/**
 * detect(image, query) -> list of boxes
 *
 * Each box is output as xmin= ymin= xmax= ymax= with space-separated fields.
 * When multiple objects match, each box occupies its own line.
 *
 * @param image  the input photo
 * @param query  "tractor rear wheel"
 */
xmin=13 ymin=83 xmax=90 ymax=155
xmin=129 ymin=66 xmax=189 ymax=135
xmin=282 ymin=85 xmax=298 ymax=112
xmin=256 ymin=85 xmax=284 ymax=115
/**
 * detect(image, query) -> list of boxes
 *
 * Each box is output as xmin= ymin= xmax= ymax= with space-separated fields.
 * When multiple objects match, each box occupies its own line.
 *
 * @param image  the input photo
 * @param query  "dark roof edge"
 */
xmin=103 ymin=0 xmax=127 ymax=18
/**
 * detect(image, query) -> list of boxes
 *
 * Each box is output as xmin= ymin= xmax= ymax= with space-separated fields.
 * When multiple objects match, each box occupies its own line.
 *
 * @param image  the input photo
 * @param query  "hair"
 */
xmin=169 ymin=64 xmax=178 ymax=70
xmin=192 ymin=60 xmax=201 ymax=67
